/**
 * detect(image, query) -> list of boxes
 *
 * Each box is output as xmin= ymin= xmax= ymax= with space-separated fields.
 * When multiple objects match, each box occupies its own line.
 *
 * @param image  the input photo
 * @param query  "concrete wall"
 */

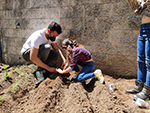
xmin=0 ymin=0 xmax=142 ymax=76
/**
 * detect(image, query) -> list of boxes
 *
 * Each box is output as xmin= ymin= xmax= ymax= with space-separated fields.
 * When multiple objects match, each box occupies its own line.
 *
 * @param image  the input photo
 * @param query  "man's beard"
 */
xmin=48 ymin=36 xmax=55 ymax=41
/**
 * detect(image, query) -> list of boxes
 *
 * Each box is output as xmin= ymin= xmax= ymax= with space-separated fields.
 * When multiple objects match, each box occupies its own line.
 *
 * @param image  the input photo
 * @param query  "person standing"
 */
xmin=126 ymin=0 xmax=150 ymax=100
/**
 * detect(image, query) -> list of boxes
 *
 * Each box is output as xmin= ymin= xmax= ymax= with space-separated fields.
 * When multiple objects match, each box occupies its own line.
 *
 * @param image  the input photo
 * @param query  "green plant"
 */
xmin=145 ymin=98 xmax=150 ymax=101
xmin=25 ymin=73 xmax=29 ymax=81
xmin=19 ymin=72 xmax=29 ymax=81
xmin=0 ymin=96 xmax=5 ymax=102
xmin=1 ymin=65 xmax=8 ymax=70
xmin=2 ymin=71 xmax=12 ymax=81
xmin=23 ymin=63 xmax=28 ymax=66
xmin=1 ymin=65 xmax=12 ymax=81
xmin=14 ymin=67 xmax=22 ymax=73
xmin=0 ymin=95 xmax=8 ymax=102
xmin=19 ymin=72 xmax=25 ymax=77
xmin=9 ymin=81 xmax=20 ymax=93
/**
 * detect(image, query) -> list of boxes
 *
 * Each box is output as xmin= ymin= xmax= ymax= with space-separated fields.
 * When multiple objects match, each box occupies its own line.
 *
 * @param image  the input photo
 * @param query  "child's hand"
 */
xmin=61 ymin=62 xmax=65 ymax=69
xmin=56 ymin=68 xmax=63 ymax=74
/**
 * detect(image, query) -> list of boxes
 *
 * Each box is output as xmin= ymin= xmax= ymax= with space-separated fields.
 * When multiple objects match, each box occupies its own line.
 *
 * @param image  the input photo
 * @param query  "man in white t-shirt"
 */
xmin=21 ymin=22 xmax=66 ymax=81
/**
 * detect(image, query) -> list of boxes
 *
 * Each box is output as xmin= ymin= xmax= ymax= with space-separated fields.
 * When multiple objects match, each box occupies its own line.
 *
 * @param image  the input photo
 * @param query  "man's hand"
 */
xmin=48 ymin=67 xmax=57 ymax=73
xmin=52 ymin=68 xmax=57 ymax=73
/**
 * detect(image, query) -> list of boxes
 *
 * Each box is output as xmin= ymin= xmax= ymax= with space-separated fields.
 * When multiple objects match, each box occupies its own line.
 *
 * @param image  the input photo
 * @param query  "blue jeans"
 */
xmin=137 ymin=22 xmax=150 ymax=86
xmin=74 ymin=61 xmax=95 ymax=82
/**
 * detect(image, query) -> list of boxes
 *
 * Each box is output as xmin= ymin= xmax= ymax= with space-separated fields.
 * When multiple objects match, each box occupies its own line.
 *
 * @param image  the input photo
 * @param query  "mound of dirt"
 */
xmin=0 ymin=64 xmax=150 ymax=113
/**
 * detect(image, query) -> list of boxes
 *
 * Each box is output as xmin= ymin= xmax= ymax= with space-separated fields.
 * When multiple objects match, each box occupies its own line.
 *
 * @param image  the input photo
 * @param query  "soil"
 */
xmin=0 ymin=63 xmax=150 ymax=113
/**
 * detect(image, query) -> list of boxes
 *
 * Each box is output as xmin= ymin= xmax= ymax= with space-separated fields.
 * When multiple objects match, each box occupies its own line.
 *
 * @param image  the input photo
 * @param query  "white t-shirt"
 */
xmin=21 ymin=28 xmax=56 ymax=54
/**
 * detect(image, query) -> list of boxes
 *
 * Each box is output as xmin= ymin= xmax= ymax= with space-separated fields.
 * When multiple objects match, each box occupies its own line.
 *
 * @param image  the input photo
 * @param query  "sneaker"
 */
xmin=36 ymin=70 xmax=45 ymax=81
xmin=94 ymin=69 xmax=104 ymax=84
xmin=32 ymin=64 xmax=38 ymax=70
xmin=72 ymin=71 xmax=80 ymax=79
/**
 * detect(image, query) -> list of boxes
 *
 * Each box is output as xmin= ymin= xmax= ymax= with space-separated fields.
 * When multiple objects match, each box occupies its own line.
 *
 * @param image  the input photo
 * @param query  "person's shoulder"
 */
xmin=34 ymin=28 xmax=46 ymax=35
xmin=31 ymin=28 xmax=45 ymax=34
xmin=78 ymin=46 xmax=86 ymax=50
xmin=30 ymin=28 xmax=46 ymax=39
xmin=73 ymin=47 xmax=84 ymax=52
xmin=73 ymin=47 xmax=80 ymax=50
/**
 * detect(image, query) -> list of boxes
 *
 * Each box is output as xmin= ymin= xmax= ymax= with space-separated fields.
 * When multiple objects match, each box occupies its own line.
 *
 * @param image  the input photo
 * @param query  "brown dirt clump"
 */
xmin=0 ymin=63 xmax=150 ymax=113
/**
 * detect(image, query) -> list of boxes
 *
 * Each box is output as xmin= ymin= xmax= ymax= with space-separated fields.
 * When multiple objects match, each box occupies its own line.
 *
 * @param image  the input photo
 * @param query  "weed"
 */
xmin=25 ymin=74 xmax=29 ymax=81
xmin=0 ymin=96 xmax=5 ymax=102
xmin=2 ymin=71 xmax=12 ymax=81
xmin=0 ymin=95 xmax=8 ymax=102
xmin=1 ymin=65 xmax=12 ymax=81
xmin=9 ymin=80 xmax=20 ymax=93
xmin=18 ymin=71 xmax=29 ymax=81
xmin=19 ymin=72 xmax=25 ymax=77
xmin=1 ymin=65 xmax=8 ymax=70
xmin=23 ymin=63 xmax=28 ymax=66
xmin=145 ymin=98 xmax=150 ymax=101
xmin=14 ymin=67 xmax=22 ymax=73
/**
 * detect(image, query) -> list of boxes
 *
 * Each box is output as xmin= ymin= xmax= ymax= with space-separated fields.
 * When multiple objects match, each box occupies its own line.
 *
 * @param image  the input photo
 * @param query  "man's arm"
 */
xmin=51 ymin=43 xmax=66 ymax=63
xmin=30 ymin=46 xmax=56 ymax=73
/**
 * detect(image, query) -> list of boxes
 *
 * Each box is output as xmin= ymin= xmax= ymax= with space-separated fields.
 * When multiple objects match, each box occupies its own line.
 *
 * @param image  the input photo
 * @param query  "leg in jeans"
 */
xmin=73 ymin=64 xmax=80 ymax=72
xmin=132 ymin=28 xmax=150 ymax=100
xmin=125 ymin=24 xmax=149 ymax=94
xmin=145 ymin=29 xmax=150 ymax=86
xmin=76 ymin=61 xmax=95 ymax=82
xmin=137 ymin=34 xmax=146 ymax=83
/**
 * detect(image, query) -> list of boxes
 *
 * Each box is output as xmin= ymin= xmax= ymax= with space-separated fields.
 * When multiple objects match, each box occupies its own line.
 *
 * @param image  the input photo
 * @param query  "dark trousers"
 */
xmin=22 ymin=43 xmax=62 ymax=71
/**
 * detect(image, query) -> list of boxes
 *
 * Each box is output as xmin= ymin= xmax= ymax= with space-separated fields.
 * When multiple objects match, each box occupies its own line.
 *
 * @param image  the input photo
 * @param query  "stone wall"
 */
xmin=0 ymin=0 xmax=142 ymax=76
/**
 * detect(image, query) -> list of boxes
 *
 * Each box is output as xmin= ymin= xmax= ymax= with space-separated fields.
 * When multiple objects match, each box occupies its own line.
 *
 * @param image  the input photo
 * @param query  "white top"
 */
xmin=21 ymin=28 xmax=56 ymax=54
